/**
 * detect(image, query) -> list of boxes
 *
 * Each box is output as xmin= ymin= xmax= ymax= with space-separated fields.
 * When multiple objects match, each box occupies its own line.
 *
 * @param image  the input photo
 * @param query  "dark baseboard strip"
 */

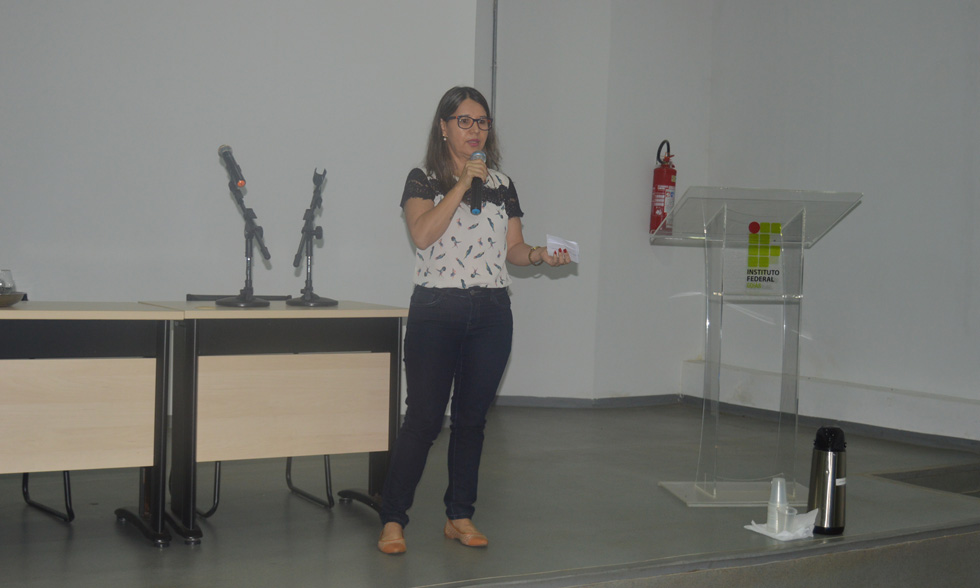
xmin=493 ymin=394 xmax=682 ymax=410
xmin=492 ymin=394 xmax=980 ymax=453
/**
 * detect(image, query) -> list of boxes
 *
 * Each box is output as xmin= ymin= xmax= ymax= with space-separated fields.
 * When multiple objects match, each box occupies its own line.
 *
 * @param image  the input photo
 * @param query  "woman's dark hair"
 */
xmin=424 ymin=86 xmax=501 ymax=194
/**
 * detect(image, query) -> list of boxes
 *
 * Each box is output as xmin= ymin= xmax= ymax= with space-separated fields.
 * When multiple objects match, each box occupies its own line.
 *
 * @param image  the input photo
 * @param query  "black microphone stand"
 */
xmin=287 ymin=168 xmax=337 ymax=307
xmin=218 ymin=178 xmax=271 ymax=308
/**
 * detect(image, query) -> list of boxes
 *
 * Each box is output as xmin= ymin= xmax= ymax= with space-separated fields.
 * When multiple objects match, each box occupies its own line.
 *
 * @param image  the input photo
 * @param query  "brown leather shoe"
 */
xmin=444 ymin=518 xmax=489 ymax=547
xmin=378 ymin=522 xmax=407 ymax=554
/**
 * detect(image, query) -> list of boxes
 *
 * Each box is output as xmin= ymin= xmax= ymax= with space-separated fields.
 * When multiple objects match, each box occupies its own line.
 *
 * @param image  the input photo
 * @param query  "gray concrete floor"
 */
xmin=3 ymin=403 xmax=980 ymax=587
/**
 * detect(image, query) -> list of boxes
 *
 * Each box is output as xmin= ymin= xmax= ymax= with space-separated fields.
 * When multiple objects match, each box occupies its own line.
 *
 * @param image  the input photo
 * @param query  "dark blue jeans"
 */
xmin=380 ymin=286 xmax=513 ymax=528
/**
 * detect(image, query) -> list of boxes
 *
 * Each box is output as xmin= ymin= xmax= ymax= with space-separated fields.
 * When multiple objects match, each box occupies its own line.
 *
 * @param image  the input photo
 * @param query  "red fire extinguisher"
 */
xmin=650 ymin=140 xmax=676 ymax=234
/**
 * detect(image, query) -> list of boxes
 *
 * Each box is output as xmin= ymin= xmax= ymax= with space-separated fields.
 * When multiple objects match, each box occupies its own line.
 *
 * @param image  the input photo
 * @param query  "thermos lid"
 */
xmin=814 ymin=426 xmax=846 ymax=451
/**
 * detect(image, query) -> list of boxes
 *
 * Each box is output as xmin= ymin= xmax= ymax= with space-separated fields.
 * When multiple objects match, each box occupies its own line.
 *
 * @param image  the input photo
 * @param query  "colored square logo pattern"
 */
xmin=747 ymin=221 xmax=781 ymax=268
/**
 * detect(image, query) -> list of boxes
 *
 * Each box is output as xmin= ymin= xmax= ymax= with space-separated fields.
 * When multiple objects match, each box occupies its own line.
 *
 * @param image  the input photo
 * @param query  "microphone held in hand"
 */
xmin=467 ymin=150 xmax=486 ymax=215
xmin=218 ymin=145 xmax=246 ymax=188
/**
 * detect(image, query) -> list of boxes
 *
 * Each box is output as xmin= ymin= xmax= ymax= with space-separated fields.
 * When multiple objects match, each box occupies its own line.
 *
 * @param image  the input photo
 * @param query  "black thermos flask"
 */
xmin=807 ymin=426 xmax=846 ymax=535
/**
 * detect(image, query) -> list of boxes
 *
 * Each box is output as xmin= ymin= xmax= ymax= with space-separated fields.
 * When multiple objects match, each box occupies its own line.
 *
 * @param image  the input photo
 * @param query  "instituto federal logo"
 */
xmin=746 ymin=221 xmax=781 ymax=289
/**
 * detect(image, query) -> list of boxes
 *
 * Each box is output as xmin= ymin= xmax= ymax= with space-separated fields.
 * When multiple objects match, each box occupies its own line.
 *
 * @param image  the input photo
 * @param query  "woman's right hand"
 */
xmin=455 ymin=157 xmax=488 ymax=192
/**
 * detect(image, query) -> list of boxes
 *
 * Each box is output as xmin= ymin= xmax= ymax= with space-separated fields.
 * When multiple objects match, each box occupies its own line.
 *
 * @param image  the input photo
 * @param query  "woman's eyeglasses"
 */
xmin=446 ymin=115 xmax=493 ymax=131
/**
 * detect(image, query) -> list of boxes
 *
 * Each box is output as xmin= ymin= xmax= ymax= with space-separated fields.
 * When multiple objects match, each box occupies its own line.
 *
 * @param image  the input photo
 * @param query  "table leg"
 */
xmin=114 ymin=321 xmax=173 ymax=547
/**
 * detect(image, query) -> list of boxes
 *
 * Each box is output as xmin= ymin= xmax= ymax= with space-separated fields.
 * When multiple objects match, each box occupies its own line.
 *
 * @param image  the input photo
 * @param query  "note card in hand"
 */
xmin=546 ymin=234 xmax=579 ymax=263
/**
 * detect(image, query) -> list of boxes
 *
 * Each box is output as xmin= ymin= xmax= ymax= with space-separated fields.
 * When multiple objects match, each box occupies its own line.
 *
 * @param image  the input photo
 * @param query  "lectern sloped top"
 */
xmin=651 ymin=186 xmax=862 ymax=248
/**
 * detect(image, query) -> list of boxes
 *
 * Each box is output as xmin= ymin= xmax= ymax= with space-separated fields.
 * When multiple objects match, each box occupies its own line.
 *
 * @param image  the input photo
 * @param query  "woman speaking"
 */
xmin=378 ymin=86 xmax=570 ymax=554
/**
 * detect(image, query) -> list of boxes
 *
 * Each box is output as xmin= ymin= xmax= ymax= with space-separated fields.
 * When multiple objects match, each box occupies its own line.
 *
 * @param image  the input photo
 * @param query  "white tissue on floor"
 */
xmin=745 ymin=508 xmax=820 ymax=541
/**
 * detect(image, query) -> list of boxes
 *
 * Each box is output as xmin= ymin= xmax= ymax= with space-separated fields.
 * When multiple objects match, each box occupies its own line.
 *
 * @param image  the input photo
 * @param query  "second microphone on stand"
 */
xmin=467 ymin=150 xmax=486 ymax=215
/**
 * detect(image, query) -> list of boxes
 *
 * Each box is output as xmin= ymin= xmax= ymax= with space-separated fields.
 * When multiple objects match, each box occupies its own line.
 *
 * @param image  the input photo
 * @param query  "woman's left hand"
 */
xmin=538 ymin=247 xmax=571 ymax=267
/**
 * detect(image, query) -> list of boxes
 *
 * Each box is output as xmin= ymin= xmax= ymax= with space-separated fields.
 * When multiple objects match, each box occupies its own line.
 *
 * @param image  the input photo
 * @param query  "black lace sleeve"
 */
xmin=500 ymin=177 xmax=524 ymax=219
xmin=399 ymin=168 xmax=439 ymax=208
xmin=400 ymin=167 xmax=524 ymax=219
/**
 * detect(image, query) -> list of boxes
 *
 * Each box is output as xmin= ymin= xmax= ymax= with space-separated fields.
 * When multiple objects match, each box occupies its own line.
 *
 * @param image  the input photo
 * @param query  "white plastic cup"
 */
xmin=777 ymin=506 xmax=798 ymax=533
xmin=766 ymin=477 xmax=789 ymax=532
xmin=770 ymin=477 xmax=787 ymax=505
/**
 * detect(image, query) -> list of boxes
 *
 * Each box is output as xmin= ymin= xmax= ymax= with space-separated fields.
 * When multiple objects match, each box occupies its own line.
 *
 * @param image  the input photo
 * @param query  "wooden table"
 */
xmin=142 ymin=301 xmax=407 ymax=543
xmin=0 ymin=301 xmax=181 ymax=546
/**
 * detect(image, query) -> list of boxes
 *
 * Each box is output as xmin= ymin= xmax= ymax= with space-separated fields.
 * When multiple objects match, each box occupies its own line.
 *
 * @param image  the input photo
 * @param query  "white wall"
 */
xmin=491 ymin=1 xmax=612 ymax=399
xmin=492 ymin=0 xmax=712 ymax=401
xmin=704 ymin=0 xmax=980 ymax=437
xmin=0 ymin=1 xmax=477 ymax=306
xmin=492 ymin=1 xmax=980 ymax=439
xmin=595 ymin=1 xmax=712 ymax=398
xmin=3 ymin=1 xmax=979 ymax=440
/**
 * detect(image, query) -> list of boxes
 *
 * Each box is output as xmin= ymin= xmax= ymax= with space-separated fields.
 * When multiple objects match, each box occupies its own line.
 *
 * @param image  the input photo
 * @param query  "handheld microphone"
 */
xmin=218 ymin=145 xmax=246 ymax=188
xmin=468 ymin=150 xmax=486 ymax=215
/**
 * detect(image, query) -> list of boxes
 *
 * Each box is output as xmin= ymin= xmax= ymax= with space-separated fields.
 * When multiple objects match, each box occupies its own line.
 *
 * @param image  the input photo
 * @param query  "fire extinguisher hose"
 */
xmin=657 ymin=140 xmax=671 ymax=164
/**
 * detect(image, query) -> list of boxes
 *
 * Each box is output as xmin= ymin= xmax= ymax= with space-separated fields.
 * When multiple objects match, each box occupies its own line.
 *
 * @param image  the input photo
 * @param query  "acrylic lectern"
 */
xmin=652 ymin=187 xmax=861 ymax=506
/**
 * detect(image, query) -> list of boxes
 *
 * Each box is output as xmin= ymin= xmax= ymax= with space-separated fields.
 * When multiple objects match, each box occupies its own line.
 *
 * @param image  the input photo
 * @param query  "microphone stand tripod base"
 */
xmin=286 ymin=293 xmax=338 ymax=307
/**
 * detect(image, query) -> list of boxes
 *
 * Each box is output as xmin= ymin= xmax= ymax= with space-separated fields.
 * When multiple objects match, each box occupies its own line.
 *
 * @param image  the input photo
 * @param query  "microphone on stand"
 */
xmin=218 ymin=145 xmax=246 ymax=188
xmin=467 ymin=150 xmax=486 ymax=215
